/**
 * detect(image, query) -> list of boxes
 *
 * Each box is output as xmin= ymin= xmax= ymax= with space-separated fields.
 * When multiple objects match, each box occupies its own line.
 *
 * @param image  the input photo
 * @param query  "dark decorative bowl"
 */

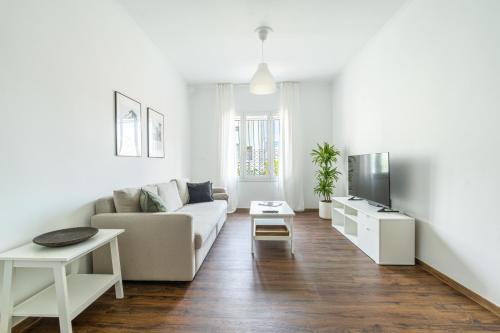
xmin=33 ymin=227 xmax=99 ymax=247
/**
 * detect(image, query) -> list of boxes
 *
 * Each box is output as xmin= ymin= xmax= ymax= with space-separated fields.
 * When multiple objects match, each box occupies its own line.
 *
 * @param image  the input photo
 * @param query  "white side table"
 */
xmin=0 ymin=229 xmax=124 ymax=333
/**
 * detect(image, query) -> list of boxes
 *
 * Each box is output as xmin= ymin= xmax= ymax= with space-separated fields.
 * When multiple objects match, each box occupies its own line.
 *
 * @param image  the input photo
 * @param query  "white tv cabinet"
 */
xmin=331 ymin=197 xmax=415 ymax=265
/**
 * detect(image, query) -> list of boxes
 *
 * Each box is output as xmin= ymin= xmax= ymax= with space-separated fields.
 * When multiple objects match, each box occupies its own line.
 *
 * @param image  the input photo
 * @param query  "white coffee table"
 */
xmin=0 ymin=229 xmax=124 ymax=333
xmin=250 ymin=201 xmax=295 ymax=255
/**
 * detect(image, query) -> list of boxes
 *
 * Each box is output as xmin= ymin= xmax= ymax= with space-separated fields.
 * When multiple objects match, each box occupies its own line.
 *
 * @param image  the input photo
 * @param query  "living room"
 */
xmin=1 ymin=0 xmax=499 ymax=332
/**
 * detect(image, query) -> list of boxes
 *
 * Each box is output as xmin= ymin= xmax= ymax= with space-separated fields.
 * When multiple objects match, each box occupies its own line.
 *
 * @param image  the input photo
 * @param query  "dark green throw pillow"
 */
xmin=140 ymin=189 xmax=167 ymax=212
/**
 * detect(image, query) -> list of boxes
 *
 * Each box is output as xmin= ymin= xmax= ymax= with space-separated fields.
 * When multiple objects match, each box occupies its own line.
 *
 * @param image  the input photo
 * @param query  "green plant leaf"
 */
xmin=311 ymin=142 xmax=341 ymax=201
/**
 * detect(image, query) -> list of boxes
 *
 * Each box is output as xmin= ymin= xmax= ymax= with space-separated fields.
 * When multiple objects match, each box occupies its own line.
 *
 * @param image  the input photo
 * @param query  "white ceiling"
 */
xmin=119 ymin=0 xmax=406 ymax=83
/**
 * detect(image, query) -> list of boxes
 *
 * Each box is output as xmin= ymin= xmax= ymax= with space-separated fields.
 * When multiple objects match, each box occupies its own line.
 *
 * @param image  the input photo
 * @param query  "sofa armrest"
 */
xmin=213 ymin=193 xmax=229 ymax=201
xmin=91 ymin=213 xmax=196 ymax=281
xmin=212 ymin=186 xmax=227 ymax=194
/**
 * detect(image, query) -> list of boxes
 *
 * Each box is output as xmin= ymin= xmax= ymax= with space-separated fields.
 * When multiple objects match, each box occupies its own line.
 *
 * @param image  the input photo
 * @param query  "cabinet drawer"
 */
xmin=358 ymin=214 xmax=379 ymax=262
xmin=358 ymin=213 xmax=378 ymax=228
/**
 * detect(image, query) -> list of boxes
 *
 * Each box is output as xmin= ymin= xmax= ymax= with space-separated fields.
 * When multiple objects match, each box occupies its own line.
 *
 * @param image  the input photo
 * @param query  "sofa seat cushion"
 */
xmin=177 ymin=200 xmax=227 ymax=249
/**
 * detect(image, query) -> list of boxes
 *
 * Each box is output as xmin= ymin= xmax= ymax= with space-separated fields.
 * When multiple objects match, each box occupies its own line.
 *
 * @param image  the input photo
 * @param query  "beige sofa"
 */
xmin=91 ymin=179 xmax=228 ymax=281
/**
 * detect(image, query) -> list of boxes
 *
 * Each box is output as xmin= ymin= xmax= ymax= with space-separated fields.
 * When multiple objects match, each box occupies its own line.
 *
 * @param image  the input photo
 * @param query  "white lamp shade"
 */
xmin=250 ymin=63 xmax=277 ymax=95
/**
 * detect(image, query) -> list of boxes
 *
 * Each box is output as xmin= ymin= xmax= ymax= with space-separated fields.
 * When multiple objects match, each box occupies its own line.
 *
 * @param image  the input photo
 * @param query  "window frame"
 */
xmin=237 ymin=110 xmax=280 ymax=182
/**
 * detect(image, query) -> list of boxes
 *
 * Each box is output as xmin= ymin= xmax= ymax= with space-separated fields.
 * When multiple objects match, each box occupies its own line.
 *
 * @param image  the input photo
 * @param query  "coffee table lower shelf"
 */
xmin=251 ymin=220 xmax=294 ymax=254
xmin=255 ymin=225 xmax=289 ymax=237
xmin=251 ymin=222 xmax=295 ymax=255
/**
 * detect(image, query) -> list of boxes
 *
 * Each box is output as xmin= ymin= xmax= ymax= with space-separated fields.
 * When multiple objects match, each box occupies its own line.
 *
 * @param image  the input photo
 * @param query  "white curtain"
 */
xmin=216 ymin=83 xmax=239 ymax=212
xmin=279 ymin=82 xmax=304 ymax=211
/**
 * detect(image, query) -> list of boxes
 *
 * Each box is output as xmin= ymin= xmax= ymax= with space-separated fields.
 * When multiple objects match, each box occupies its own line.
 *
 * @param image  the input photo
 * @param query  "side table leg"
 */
xmin=110 ymin=238 xmax=124 ymax=299
xmin=290 ymin=217 xmax=294 ymax=255
xmin=0 ymin=261 xmax=14 ymax=333
xmin=53 ymin=264 xmax=72 ymax=333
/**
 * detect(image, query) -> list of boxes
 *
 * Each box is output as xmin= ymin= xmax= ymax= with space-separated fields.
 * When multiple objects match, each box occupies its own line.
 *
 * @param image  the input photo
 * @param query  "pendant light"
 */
xmin=250 ymin=26 xmax=276 ymax=95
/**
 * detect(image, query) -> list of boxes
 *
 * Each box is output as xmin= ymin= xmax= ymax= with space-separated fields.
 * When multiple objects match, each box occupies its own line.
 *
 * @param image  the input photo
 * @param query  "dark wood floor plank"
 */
xmin=26 ymin=211 xmax=500 ymax=332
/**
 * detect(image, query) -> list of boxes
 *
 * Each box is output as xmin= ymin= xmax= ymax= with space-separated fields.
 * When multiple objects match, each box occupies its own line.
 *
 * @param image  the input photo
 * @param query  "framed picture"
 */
xmin=147 ymin=107 xmax=165 ymax=158
xmin=115 ymin=91 xmax=142 ymax=157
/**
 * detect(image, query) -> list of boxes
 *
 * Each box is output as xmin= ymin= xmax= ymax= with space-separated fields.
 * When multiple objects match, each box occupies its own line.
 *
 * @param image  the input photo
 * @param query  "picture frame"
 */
xmin=115 ymin=91 xmax=142 ymax=157
xmin=147 ymin=107 xmax=165 ymax=158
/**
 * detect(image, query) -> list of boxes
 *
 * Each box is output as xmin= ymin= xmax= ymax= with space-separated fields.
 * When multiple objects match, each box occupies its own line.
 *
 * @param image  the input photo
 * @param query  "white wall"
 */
xmin=0 ymin=0 xmax=190 ymax=316
xmin=331 ymin=0 xmax=500 ymax=306
xmin=300 ymin=82 xmax=334 ymax=207
xmin=189 ymin=82 xmax=332 ymax=208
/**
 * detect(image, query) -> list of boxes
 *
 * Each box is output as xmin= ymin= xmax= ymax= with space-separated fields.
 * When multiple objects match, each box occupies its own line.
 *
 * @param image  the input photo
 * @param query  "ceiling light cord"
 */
xmin=261 ymin=39 xmax=264 ymax=63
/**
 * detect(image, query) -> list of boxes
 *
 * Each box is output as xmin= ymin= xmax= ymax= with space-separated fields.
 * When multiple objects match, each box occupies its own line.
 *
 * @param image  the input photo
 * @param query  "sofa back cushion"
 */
xmin=174 ymin=178 xmax=190 ymax=205
xmin=113 ymin=188 xmax=141 ymax=213
xmin=96 ymin=196 xmax=116 ymax=214
xmin=157 ymin=181 xmax=183 ymax=211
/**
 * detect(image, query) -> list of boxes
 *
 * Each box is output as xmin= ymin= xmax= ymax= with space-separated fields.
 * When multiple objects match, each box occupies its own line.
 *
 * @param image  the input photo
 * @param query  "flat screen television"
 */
xmin=348 ymin=152 xmax=391 ymax=208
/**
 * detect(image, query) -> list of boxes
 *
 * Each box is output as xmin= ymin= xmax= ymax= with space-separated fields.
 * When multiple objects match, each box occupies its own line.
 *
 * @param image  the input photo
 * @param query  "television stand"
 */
xmin=331 ymin=197 xmax=415 ymax=265
xmin=348 ymin=196 xmax=364 ymax=201
xmin=377 ymin=207 xmax=399 ymax=213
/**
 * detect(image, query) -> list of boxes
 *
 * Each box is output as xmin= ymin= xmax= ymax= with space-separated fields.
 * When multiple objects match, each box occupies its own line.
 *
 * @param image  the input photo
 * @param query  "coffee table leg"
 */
xmin=251 ymin=217 xmax=254 ymax=255
xmin=290 ymin=217 xmax=294 ymax=255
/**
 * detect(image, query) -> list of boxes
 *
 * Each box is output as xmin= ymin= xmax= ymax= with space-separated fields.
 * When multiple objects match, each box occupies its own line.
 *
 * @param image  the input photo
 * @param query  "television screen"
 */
xmin=348 ymin=153 xmax=391 ymax=207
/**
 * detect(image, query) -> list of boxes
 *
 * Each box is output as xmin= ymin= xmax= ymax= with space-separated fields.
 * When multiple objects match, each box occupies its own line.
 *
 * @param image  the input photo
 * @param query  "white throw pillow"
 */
xmin=157 ymin=181 xmax=183 ymax=211
xmin=142 ymin=184 xmax=159 ymax=195
xmin=174 ymin=178 xmax=190 ymax=205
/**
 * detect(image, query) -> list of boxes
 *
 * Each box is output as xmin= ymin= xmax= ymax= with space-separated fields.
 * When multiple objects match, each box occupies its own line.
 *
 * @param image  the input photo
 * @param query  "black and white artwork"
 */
xmin=148 ymin=108 xmax=164 ymax=158
xmin=115 ymin=91 xmax=142 ymax=157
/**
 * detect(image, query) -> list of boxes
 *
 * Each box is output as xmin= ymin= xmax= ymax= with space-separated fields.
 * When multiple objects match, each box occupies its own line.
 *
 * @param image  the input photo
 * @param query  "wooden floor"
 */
xmin=27 ymin=211 xmax=500 ymax=332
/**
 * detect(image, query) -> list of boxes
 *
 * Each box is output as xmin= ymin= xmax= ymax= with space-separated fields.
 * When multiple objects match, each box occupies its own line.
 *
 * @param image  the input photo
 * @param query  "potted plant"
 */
xmin=311 ymin=142 xmax=341 ymax=219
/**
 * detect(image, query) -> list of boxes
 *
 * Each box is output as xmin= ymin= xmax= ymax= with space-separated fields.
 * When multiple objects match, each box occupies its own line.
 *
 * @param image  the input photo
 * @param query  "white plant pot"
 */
xmin=318 ymin=201 xmax=332 ymax=220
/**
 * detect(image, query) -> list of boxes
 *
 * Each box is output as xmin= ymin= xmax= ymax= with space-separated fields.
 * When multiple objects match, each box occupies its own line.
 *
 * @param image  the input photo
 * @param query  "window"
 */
xmin=234 ymin=118 xmax=241 ymax=176
xmin=234 ymin=112 xmax=280 ymax=180
xmin=272 ymin=117 xmax=280 ymax=176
